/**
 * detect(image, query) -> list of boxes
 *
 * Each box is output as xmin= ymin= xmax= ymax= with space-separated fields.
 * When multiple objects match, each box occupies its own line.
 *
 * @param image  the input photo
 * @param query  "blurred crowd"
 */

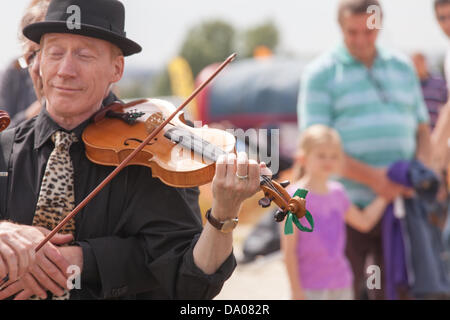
xmin=243 ymin=0 xmax=450 ymax=300
xmin=2 ymin=0 xmax=450 ymax=300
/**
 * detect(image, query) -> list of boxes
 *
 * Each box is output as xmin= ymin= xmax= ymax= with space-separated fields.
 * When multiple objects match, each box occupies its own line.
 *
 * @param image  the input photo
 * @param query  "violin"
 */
xmin=83 ymin=98 xmax=236 ymax=187
xmin=82 ymin=98 xmax=308 ymax=221
xmin=0 ymin=110 xmax=10 ymax=132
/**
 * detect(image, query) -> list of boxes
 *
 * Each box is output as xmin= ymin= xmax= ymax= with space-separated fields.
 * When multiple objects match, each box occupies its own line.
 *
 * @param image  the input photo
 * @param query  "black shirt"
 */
xmin=0 ymin=105 xmax=236 ymax=299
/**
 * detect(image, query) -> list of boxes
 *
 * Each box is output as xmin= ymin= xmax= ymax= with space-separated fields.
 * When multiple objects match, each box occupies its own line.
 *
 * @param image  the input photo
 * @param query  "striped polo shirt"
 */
xmin=298 ymin=43 xmax=429 ymax=207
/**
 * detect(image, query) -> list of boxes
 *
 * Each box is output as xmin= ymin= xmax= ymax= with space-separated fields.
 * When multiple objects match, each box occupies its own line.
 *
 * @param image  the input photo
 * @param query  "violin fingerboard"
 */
xmin=164 ymin=127 xmax=227 ymax=163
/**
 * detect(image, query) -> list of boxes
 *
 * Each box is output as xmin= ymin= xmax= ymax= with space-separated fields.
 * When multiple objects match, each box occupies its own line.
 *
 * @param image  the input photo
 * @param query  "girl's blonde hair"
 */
xmin=294 ymin=124 xmax=343 ymax=180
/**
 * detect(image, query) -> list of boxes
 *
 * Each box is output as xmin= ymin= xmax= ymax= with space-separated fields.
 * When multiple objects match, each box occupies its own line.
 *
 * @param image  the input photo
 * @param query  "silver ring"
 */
xmin=236 ymin=173 xmax=248 ymax=180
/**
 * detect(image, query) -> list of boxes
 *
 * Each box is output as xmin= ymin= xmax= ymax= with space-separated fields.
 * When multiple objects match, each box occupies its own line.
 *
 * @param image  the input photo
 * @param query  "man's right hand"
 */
xmin=22 ymin=227 xmax=73 ymax=298
xmin=0 ymin=222 xmax=73 ymax=298
xmin=0 ymin=222 xmax=36 ymax=283
xmin=342 ymin=155 xmax=414 ymax=202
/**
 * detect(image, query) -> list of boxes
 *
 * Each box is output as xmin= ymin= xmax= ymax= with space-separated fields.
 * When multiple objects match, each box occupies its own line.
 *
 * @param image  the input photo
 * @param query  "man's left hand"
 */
xmin=211 ymin=152 xmax=271 ymax=220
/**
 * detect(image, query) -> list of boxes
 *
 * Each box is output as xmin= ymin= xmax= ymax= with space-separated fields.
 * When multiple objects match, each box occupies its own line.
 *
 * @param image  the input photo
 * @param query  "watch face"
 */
xmin=221 ymin=219 xmax=238 ymax=233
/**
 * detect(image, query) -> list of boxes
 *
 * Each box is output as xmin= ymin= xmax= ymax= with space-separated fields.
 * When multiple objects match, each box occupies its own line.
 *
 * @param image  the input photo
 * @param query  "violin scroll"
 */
xmin=259 ymin=178 xmax=291 ymax=213
xmin=288 ymin=196 xmax=307 ymax=219
xmin=259 ymin=177 xmax=307 ymax=221
xmin=0 ymin=110 xmax=11 ymax=132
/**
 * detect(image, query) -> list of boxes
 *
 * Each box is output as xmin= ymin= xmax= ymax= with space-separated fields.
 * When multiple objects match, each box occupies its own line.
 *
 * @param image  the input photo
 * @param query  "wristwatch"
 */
xmin=205 ymin=208 xmax=238 ymax=233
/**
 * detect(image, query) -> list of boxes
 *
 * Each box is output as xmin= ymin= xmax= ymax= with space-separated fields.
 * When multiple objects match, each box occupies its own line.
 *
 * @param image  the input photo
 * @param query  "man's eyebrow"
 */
xmin=77 ymin=45 xmax=99 ymax=53
xmin=42 ymin=36 xmax=101 ymax=53
xmin=42 ymin=35 xmax=61 ymax=45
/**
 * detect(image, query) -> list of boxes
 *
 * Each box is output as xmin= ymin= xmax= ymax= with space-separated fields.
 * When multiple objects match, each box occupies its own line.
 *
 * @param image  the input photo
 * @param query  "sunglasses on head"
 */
xmin=17 ymin=49 xmax=40 ymax=69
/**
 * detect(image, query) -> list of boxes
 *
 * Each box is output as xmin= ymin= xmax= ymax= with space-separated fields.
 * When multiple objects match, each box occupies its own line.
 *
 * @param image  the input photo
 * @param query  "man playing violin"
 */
xmin=0 ymin=0 xmax=270 ymax=299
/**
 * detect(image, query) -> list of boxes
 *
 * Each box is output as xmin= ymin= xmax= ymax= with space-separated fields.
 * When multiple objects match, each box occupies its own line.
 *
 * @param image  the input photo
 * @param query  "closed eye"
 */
xmin=46 ymin=50 xmax=64 ymax=59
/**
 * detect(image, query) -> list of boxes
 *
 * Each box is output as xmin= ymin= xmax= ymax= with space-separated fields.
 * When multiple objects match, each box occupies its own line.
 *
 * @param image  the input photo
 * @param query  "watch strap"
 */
xmin=205 ymin=208 xmax=238 ymax=233
xmin=205 ymin=208 xmax=223 ymax=230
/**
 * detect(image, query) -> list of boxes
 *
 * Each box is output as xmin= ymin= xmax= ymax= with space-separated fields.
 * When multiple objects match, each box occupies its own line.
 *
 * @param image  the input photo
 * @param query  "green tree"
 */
xmin=179 ymin=20 xmax=236 ymax=77
xmin=240 ymin=20 xmax=279 ymax=58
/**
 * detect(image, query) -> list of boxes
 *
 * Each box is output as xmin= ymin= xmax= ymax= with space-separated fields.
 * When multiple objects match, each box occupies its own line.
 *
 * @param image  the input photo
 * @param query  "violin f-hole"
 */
xmin=124 ymin=138 xmax=157 ymax=146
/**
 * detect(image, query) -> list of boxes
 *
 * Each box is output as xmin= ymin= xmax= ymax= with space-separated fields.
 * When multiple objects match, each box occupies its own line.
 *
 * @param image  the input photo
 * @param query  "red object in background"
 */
xmin=195 ymin=57 xmax=305 ymax=130
xmin=196 ymin=63 xmax=218 ymax=127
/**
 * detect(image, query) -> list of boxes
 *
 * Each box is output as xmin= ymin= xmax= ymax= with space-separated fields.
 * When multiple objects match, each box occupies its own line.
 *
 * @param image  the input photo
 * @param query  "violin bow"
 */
xmin=0 ymin=53 xmax=237 ymax=288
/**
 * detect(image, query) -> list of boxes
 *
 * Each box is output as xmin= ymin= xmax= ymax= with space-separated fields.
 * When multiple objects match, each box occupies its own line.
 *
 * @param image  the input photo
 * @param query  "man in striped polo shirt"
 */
xmin=298 ymin=0 xmax=431 ymax=299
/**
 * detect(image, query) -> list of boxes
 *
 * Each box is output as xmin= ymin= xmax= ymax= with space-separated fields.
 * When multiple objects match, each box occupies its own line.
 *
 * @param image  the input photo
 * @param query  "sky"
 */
xmin=0 ymin=0 xmax=448 ymax=71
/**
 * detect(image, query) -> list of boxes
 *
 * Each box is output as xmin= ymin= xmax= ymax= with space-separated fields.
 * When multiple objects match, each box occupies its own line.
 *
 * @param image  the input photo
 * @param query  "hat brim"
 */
xmin=23 ymin=21 xmax=142 ymax=57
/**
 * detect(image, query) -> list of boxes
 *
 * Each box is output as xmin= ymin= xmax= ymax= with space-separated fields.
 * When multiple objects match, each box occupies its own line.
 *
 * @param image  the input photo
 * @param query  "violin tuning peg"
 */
xmin=279 ymin=180 xmax=290 ymax=188
xmin=258 ymin=197 xmax=272 ymax=208
xmin=274 ymin=209 xmax=288 ymax=222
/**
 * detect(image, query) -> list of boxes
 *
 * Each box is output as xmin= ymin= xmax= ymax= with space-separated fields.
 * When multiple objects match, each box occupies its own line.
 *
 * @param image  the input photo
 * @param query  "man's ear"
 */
xmin=111 ymin=55 xmax=124 ymax=84
xmin=32 ymin=50 xmax=41 ymax=75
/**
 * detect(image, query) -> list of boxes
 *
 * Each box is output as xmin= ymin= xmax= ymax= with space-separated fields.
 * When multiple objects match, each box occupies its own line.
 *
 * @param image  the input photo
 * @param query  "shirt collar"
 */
xmin=33 ymin=92 xmax=121 ymax=149
xmin=34 ymin=106 xmax=91 ymax=149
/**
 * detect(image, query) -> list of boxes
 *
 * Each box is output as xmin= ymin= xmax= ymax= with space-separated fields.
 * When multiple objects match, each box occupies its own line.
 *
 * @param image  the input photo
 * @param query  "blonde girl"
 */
xmin=281 ymin=125 xmax=387 ymax=300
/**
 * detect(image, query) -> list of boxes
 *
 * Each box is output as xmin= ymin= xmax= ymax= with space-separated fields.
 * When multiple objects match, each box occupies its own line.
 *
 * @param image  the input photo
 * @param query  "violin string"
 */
xmin=261 ymin=174 xmax=286 ymax=201
xmin=263 ymin=176 xmax=281 ymax=197
xmin=165 ymin=126 xmax=287 ymax=202
xmin=165 ymin=126 xmax=227 ymax=162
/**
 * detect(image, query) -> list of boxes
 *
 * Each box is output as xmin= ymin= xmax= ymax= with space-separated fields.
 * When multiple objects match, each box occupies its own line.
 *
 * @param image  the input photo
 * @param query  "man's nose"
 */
xmin=57 ymin=54 xmax=77 ymax=78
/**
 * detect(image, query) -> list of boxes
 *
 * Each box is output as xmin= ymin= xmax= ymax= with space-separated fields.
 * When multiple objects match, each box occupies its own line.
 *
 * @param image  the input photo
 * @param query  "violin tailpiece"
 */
xmin=106 ymin=110 xmax=145 ymax=125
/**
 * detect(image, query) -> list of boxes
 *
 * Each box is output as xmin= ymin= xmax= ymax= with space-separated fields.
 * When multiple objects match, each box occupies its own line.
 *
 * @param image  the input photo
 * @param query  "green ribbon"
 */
xmin=284 ymin=188 xmax=314 ymax=235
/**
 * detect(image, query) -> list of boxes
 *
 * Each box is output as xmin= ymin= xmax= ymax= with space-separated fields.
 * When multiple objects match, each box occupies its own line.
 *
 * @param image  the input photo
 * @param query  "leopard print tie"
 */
xmin=31 ymin=130 xmax=78 ymax=300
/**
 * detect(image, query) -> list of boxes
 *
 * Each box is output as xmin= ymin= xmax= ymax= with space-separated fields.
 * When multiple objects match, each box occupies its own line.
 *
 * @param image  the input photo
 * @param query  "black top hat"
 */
xmin=23 ymin=0 xmax=142 ymax=56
